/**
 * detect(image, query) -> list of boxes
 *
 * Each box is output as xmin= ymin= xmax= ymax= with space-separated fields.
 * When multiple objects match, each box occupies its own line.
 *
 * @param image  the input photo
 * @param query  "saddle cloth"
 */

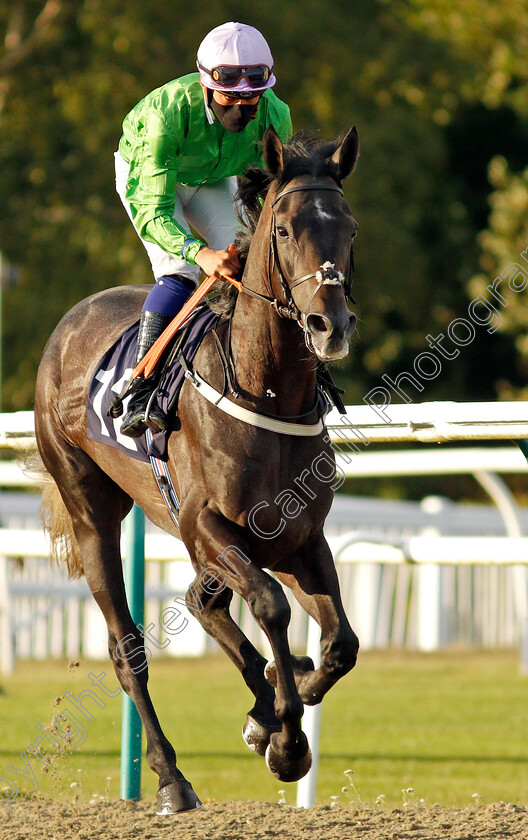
xmin=87 ymin=305 xmax=218 ymax=463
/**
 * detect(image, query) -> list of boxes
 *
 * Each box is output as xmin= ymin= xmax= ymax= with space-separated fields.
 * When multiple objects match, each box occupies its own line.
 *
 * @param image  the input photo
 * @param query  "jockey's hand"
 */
xmin=194 ymin=244 xmax=241 ymax=282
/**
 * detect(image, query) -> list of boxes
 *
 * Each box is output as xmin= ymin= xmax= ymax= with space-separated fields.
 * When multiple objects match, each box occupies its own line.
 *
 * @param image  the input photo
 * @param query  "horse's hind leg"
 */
xmin=186 ymin=577 xmax=280 ymax=754
xmin=38 ymin=435 xmax=200 ymax=812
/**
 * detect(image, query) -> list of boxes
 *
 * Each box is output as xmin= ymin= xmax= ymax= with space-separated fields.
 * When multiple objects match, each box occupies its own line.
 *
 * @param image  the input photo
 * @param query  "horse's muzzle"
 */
xmin=305 ymin=310 xmax=357 ymax=361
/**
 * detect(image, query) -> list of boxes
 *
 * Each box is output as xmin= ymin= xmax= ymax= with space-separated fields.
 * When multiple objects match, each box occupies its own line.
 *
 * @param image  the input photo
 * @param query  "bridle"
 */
xmin=234 ymin=181 xmax=355 ymax=325
xmin=180 ymin=180 xmax=356 ymax=429
xmin=270 ymin=183 xmax=353 ymax=318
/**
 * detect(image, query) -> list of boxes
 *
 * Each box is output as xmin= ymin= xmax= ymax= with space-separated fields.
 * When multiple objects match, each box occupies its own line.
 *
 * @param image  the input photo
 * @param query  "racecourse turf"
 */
xmin=1 ymin=649 xmax=528 ymax=809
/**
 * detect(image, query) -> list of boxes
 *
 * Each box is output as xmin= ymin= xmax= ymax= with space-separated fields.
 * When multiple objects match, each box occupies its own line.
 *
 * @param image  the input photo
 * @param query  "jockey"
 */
xmin=115 ymin=21 xmax=292 ymax=437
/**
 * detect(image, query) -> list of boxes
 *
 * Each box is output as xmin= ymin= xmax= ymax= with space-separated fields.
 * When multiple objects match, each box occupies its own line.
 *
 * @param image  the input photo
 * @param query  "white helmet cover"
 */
xmin=197 ymin=21 xmax=276 ymax=94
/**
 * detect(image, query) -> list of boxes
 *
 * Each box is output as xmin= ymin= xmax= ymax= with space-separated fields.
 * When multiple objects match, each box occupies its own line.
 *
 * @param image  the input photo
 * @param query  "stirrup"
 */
xmin=121 ymin=382 xmax=168 ymax=438
xmin=108 ymin=375 xmax=141 ymax=419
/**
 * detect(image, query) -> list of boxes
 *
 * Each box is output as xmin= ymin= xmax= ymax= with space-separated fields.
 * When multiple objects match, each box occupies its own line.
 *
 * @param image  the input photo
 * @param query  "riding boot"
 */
xmin=120 ymin=310 xmax=171 ymax=438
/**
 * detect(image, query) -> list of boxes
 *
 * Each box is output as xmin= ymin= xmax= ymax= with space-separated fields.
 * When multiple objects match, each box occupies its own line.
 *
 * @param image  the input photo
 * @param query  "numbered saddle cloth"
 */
xmin=87 ymin=305 xmax=218 ymax=463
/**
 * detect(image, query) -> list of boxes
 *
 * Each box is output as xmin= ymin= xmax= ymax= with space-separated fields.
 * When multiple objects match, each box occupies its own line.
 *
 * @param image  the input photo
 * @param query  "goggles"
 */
xmin=198 ymin=62 xmax=273 ymax=89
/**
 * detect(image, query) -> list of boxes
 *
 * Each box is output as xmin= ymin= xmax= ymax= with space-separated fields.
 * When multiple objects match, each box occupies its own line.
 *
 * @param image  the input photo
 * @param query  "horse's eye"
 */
xmin=276 ymin=226 xmax=289 ymax=239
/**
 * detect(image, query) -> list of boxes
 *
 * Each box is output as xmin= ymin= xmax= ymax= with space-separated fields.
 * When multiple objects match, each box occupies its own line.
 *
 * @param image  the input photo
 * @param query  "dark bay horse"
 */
xmin=35 ymin=126 xmax=360 ymax=813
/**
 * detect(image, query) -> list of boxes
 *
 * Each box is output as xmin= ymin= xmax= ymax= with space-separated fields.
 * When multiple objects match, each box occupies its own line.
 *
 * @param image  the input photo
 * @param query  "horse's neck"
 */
xmin=229 ymin=235 xmax=317 ymax=417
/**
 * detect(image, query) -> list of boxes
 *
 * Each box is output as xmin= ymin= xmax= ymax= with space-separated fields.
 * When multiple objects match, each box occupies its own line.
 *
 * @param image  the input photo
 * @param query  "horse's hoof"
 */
xmin=242 ymin=713 xmax=280 ymax=756
xmin=265 ymin=731 xmax=312 ymax=783
xmin=264 ymin=655 xmax=315 ymax=688
xmin=156 ymin=780 xmax=202 ymax=814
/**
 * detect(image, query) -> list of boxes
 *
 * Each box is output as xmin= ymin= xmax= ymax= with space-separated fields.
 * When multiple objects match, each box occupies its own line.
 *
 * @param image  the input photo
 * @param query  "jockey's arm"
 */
xmin=124 ymin=110 xmax=206 ymax=266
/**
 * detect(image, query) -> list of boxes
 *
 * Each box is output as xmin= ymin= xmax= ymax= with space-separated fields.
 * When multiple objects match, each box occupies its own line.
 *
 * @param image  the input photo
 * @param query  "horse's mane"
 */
xmin=209 ymin=131 xmax=342 ymax=315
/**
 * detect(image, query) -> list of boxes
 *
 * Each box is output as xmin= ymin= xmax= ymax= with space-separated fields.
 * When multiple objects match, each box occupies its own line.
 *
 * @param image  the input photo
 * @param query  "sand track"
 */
xmin=2 ymin=799 xmax=528 ymax=839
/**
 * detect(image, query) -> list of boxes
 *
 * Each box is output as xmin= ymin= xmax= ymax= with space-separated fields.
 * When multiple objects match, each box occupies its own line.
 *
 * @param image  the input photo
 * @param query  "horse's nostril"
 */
xmin=348 ymin=312 xmax=357 ymax=332
xmin=306 ymin=314 xmax=329 ymax=334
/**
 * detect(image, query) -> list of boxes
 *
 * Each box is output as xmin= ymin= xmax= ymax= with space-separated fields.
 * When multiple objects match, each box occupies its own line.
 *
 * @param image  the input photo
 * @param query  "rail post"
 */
xmin=120 ymin=503 xmax=146 ymax=801
xmin=515 ymin=439 xmax=528 ymax=463
xmin=296 ymin=617 xmax=322 ymax=809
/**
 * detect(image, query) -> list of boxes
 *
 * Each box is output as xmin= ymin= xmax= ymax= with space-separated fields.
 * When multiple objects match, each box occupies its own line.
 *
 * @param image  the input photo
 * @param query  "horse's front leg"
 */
xmin=185 ymin=577 xmax=280 ymax=754
xmin=183 ymin=506 xmax=311 ymax=783
xmin=270 ymin=532 xmax=359 ymax=705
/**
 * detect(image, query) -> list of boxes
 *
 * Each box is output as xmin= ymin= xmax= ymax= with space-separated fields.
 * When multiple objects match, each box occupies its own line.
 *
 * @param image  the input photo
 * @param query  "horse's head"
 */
xmin=262 ymin=126 xmax=359 ymax=362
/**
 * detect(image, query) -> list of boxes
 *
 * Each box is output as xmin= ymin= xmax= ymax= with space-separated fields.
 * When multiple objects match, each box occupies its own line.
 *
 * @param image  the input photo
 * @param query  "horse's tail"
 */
xmin=25 ymin=452 xmax=84 ymax=579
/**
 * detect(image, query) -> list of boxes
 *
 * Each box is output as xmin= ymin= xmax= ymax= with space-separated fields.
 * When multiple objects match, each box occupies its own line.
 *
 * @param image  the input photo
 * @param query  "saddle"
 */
xmin=86 ymin=305 xmax=218 ymax=463
xmin=87 ymin=299 xmax=346 ymax=467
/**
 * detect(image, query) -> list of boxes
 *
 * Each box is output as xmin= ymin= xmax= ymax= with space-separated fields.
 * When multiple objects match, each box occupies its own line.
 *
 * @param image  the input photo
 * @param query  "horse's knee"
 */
xmin=248 ymin=579 xmax=290 ymax=630
xmin=323 ymin=630 xmax=359 ymax=679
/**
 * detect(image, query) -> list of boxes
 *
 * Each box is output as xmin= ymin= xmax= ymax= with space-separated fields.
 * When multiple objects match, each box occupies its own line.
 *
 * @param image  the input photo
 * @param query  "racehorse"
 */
xmin=34 ymin=126 xmax=360 ymax=813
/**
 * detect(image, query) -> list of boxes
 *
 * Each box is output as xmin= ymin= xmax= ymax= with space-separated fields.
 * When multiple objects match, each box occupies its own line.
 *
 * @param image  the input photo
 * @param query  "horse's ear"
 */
xmin=331 ymin=126 xmax=359 ymax=181
xmin=263 ymin=126 xmax=284 ymax=177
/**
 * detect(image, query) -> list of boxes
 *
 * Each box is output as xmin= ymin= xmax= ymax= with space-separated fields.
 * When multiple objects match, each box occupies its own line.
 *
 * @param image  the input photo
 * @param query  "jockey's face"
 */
xmin=212 ymin=90 xmax=262 ymax=106
xmin=200 ymin=81 xmax=262 ymax=107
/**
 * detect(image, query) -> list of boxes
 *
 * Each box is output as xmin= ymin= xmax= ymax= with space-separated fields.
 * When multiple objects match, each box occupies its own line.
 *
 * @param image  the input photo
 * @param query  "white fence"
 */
xmin=3 ymin=401 xmax=528 ymax=446
xmin=4 ymin=527 xmax=528 ymax=664
xmin=0 ymin=530 xmax=208 ymax=675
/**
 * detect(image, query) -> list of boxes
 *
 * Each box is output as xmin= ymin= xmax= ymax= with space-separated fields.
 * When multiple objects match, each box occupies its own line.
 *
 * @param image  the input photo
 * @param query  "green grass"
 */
xmin=1 ymin=649 xmax=528 ymax=809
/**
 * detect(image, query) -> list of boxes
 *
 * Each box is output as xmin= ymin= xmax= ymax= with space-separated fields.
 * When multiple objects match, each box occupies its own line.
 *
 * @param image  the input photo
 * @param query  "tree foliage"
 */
xmin=1 ymin=0 xmax=528 ymax=409
xmin=469 ymin=158 xmax=528 ymax=398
